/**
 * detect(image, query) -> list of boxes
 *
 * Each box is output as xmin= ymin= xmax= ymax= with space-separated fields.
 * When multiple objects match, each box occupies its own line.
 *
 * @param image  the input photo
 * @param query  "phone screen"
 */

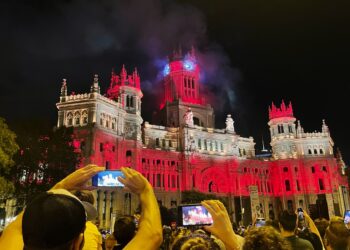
xmin=92 ymin=170 xmax=125 ymax=187
xmin=344 ymin=210 xmax=350 ymax=224
xmin=255 ymin=219 xmax=266 ymax=227
xmin=179 ymin=205 xmax=213 ymax=226
xmin=297 ymin=208 xmax=304 ymax=220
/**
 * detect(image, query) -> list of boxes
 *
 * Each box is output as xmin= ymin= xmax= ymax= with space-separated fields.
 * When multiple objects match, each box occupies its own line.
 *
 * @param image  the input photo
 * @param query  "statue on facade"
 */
xmin=225 ymin=114 xmax=235 ymax=133
xmin=184 ymin=107 xmax=194 ymax=127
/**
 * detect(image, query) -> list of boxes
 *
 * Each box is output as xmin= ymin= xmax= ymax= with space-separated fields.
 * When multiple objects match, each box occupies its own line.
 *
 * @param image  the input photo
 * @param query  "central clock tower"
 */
xmin=154 ymin=48 xmax=215 ymax=128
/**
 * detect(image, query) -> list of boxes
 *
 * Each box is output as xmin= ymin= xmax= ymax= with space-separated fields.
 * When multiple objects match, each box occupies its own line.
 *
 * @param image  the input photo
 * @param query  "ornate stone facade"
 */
xmin=56 ymin=50 xmax=349 ymax=229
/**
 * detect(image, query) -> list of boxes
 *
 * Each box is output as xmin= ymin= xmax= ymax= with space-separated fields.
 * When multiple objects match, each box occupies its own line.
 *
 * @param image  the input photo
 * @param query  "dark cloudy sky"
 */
xmin=1 ymin=0 xmax=349 ymax=162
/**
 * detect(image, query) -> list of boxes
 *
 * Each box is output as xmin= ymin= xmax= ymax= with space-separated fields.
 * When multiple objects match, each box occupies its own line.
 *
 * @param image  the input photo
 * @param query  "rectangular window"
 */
xmin=296 ymin=180 xmax=300 ymax=191
xmin=319 ymin=179 xmax=325 ymax=190
xmin=172 ymin=175 xmax=176 ymax=188
xmin=157 ymin=174 xmax=161 ymax=187
xmin=100 ymin=143 xmax=103 ymax=152
xmin=105 ymin=161 xmax=110 ymax=169
xmin=285 ymin=180 xmax=291 ymax=191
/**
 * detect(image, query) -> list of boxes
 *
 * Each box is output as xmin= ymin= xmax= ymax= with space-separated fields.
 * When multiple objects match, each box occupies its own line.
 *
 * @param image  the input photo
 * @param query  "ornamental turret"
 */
xmin=161 ymin=48 xmax=203 ymax=109
xmin=60 ymin=78 xmax=68 ymax=102
xmin=106 ymin=65 xmax=142 ymax=115
xmin=268 ymin=100 xmax=297 ymax=159
xmin=90 ymin=74 xmax=100 ymax=95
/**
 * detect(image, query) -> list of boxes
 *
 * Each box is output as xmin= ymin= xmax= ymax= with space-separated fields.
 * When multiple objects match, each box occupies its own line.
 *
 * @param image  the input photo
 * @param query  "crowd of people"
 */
xmin=0 ymin=164 xmax=350 ymax=250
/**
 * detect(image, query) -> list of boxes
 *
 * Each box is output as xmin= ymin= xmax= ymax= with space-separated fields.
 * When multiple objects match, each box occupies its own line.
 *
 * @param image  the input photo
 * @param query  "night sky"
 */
xmin=1 ymin=0 xmax=349 ymax=162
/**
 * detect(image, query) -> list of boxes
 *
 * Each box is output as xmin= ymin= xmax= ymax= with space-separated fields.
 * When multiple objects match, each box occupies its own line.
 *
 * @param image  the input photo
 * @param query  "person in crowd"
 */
xmin=22 ymin=190 xmax=87 ymax=250
xmin=105 ymin=234 xmax=117 ymax=250
xmin=0 ymin=164 xmax=163 ymax=250
xmin=297 ymin=227 xmax=323 ymax=250
xmin=324 ymin=216 xmax=350 ymax=250
xmin=71 ymin=190 xmax=102 ymax=250
xmin=314 ymin=218 xmax=329 ymax=239
xmin=242 ymin=226 xmax=291 ymax=250
xmin=278 ymin=210 xmax=314 ymax=250
xmin=0 ymin=164 xmax=104 ymax=250
xmin=265 ymin=219 xmax=281 ymax=232
xmin=170 ymin=231 xmax=221 ymax=250
xmin=299 ymin=209 xmax=325 ymax=250
xmin=113 ymin=215 xmax=136 ymax=250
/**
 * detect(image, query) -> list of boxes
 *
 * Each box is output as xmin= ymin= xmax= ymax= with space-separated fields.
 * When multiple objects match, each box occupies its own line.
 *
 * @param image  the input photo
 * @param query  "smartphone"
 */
xmin=178 ymin=204 xmax=213 ymax=226
xmin=344 ymin=210 xmax=350 ymax=224
xmin=297 ymin=208 xmax=304 ymax=220
xmin=92 ymin=170 xmax=125 ymax=187
xmin=255 ymin=218 xmax=266 ymax=227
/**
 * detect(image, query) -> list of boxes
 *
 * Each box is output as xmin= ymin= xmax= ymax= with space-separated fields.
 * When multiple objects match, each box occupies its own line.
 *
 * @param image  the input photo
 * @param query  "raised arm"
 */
xmin=202 ymin=200 xmax=244 ymax=250
xmin=303 ymin=211 xmax=325 ymax=250
xmin=118 ymin=167 xmax=162 ymax=250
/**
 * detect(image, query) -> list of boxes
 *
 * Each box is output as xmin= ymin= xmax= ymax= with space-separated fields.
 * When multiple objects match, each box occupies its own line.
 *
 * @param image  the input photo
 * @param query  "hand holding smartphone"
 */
xmin=255 ymin=218 xmax=266 ymax=227
xmin=297 ymin=208 xmax=304 ymax=221
xmin=344 ymin=210 xmax=350 ymax=224
xmin=92 ymin=170 xmax=125 ymax=187
xmin=178 ymin=204 xmax=213 ymax=226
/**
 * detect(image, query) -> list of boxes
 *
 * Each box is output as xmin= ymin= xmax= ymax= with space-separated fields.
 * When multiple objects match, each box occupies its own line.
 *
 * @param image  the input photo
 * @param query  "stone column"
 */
xmin=105 ymin=191 xmax=111 ymax=229
xmin=98 ymin=190 xmax=105 ymax=229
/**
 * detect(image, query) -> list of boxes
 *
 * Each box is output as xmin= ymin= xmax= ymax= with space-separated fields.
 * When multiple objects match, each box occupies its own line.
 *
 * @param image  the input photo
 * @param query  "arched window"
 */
xmin=311 ymin=166 xmax=315 ymax=173
xmin=208 ymin=181 xmax=217 ymax=193
xmin=130 ymin=96 xmax=134 ymax=107
xmin=193 ymin=117 xmax=200 ymax=126
xmin=320 ymin=148 xmax=324 ymax=154
xmin=66 ymin=112 xmax=73 ymax=126
xmin=156 ymin=138 xmax=160 ymax=147
xmin=322 ymin=166 xmax=327 ymax=172
xmin=74 ymin=111 xmax=80 ymax=125
xmin=82 ymin=110 xmax=88 ymax=124
xmin=197 ymin=138 xmax=201 ymax=149
xmin=308 ymin=149 xmax=312 ymax=154
xmin=283 ymin=167 xmax=288 ymax=172
xmin=111 ymin=118 xmax=116 ymax=130
xmin=314 ymin=149 xmax=318 ymax=154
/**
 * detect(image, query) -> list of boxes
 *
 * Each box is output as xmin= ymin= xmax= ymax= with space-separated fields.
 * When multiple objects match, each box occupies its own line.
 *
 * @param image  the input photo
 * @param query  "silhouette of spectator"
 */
xmin=278 ymin=210 xmax=314 ymax=250
xmin=113 ymin=216 xmax=136 ymax=250
xmin=324 ymin=216 xmax=350 ymax=250
xmin=71 ymin=190 xmax=102 ymax=250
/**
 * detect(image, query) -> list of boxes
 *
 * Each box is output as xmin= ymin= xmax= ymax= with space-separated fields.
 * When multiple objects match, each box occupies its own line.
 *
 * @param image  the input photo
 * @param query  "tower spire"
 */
xmin=90 ymin=74 xmax=100 ymax=94
xmin=60 ymin=78 xmax=67 ymax=97
xmin=261 ymin=136 xmax=268 ymax=152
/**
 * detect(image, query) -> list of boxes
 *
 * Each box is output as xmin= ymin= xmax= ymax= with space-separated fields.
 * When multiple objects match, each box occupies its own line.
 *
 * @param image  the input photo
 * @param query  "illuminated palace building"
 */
xmin=57 ymin=49 xmax=349 ymax=228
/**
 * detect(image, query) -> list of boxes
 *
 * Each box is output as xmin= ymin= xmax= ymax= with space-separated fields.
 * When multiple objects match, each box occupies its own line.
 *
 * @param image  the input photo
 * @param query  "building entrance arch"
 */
xmin=200 ymin=168 xmax=229 ymax=193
